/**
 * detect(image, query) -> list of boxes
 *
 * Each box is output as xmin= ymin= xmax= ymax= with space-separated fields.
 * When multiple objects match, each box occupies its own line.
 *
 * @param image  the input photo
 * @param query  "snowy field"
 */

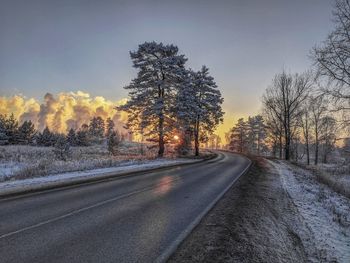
xmin=270 ymin=160 xmax=350 ymax=262
xmin=0 ymin=142 xmax=178 ymax=182
xmin=0 ymin=156 xmax=199 ymax=196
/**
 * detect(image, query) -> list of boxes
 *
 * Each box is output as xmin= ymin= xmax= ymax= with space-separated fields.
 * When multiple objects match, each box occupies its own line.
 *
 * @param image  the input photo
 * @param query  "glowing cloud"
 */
xmin=0 ymin=91 xmax=127 ymax=134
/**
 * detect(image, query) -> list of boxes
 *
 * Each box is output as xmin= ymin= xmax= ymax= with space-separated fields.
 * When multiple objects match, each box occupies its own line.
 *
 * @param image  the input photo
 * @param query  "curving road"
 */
xmin=0 ymin=151 xmax=251 ymax=263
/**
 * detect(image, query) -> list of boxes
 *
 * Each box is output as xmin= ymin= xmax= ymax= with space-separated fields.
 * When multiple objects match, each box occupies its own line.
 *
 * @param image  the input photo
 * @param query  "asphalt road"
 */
xmin=0 ymin=151 xmax=251 ymax=263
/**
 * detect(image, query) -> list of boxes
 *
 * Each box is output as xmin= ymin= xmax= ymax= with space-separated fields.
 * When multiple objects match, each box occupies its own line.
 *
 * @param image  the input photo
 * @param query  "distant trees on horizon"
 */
xmin=0 ymin=114 xmax=124 ymax=149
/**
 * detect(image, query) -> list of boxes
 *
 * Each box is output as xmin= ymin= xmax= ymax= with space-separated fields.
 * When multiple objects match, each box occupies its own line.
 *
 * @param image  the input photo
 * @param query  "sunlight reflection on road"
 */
xmin=153 ymin=176 xmax=174 ymax=196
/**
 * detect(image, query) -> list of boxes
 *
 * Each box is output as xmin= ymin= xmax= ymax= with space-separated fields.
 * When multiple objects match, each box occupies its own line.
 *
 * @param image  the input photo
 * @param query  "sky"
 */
xmin=0 ymin=0 xmax=334 ymax=138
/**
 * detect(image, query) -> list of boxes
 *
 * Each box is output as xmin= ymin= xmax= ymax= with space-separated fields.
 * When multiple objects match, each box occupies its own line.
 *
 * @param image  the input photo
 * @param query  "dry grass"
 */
xmin=297 ymin=162 xmax=350 ymax=199
xmin=0 ymin=142 xmax=168 ymax=181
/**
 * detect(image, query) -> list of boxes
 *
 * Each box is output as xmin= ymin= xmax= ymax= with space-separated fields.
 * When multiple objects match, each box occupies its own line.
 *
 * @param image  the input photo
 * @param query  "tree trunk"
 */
xmin=158 ymin=115 xmax=164 ymax=157
xmin=279 ymin=133 xmax=283 ymax=159
xmin=306 ymin=139 xmax=310 ymax=165
xmin=284 ymin=125 xmax=290 ymax=160
xmin=315 ymin=126 xmax=319 ymax=165
xmin=194 ymin=118 xmax=200 ymax=156
xmin=305 ymin=121 xmax=310 ymax=165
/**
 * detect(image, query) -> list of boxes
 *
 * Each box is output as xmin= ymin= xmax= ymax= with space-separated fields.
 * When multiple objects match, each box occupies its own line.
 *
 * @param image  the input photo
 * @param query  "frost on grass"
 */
xmin=313 ymin=163 xmax=350 ymax=198
xmin=0 ymin=142 xmax=181 ymax=182
xmin=270 ymin=160 xmax=350 ymax=262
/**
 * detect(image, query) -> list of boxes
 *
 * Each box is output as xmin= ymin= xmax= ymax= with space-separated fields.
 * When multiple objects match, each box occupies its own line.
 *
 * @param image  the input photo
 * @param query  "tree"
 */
xmin=76 ymin=130 xmax=89 ymax=146
xmin=53 ymin=135 xmax=71 ymax=161
xmin=4 ymin=113 xmax=19 ymax=144
xmin=18 ymin=120 xmax=36 ymax=144
xmin=36 ymin=126 xmax=55 ymax=146
xmin=105 ymin=117 xmax=115 ymax=138
xmin=118 ymin=42 xmax=187 ymax=157
xmin=300 ymin=104 xmax=311 ymax=165
xmin=66 ymin=128 xmax=77 ymax=146
xmin=209 ymin=134 xmax=221 ymax=149
xmin=319 ymin=116 xmax=337 ymax=163
xmin=230 ymin=118 xmax=249 ymax=153
xmin=263 ymin=71 xmax=312 ymax=160
xmin=310 ymin=95 xmax=328 ymax=165
xmin=107 ymin=131 xmax=121 ymax=155
xmin=89 ymin=117 xmax=105 ymax=139
xmin=247 ymin=115 xmax=267 ymax=155
xmin=176 ymin=66 xmax=224 ymax=156
xmin=192 ymin=67 xmax=224 ymax=156
xmin=311 ymin=0 xmax=350 ymax=117
xmin=263 ymin=108 xmax=283 ymax=158
xmin=0 ymin=115 xmax=9 ymax=145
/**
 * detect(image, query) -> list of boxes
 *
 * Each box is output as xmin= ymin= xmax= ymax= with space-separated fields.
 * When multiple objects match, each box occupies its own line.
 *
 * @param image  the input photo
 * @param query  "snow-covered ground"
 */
xmin=270 ymin=160 xmax=350 ymax=262
xmin=0 ymin=142 xmax=171 ymax=181
xmin=0 ymin=157 xmax=200 ymax=196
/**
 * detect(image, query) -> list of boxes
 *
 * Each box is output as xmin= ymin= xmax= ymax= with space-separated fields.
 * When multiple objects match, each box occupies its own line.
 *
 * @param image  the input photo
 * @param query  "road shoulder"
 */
xmin=169 ymin=157 xmax=312 ymax=263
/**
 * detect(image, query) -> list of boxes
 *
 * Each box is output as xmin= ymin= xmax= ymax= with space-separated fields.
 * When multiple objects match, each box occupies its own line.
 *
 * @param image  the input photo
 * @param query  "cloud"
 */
xmin=0 ymin=91 xmax=127 ymax=133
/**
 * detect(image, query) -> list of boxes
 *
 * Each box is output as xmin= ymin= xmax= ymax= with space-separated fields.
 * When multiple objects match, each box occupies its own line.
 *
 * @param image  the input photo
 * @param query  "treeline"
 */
xmin=229 ymin=116 xmax=267 ymax=155
xmin=118 ymin=41 xmax=224 ymax=157
xmin=228 ymin=71 xmax=342 ymax=164
xmin=229 ymin=102 xmax=340 ymax=165
xmin=0 ymin=114 xmax=124 ymax=150
xmin=229 ymin=0 xmax=350 ymax=165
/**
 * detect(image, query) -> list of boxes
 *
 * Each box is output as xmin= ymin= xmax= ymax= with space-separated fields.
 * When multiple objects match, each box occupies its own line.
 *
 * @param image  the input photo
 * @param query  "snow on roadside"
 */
xmin=0 ymin=158 xmax=199 ymax=194
xmin=270 ymin=160 xmax=350 ymax=263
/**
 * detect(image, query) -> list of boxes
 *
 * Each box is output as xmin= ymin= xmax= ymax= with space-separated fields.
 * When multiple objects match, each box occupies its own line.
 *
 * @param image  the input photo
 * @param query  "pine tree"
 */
xmin=37 ymin=126 xmax=55 ymax=146
xmin=66 ymin=128 xmax=77 ymax=146
xmin=53 ymin=135 xmax=71 ymax=161
xmin=76 ymin=124 xmax=89 ymax=146
xmin=230 ymin=118 xmax=249 ymax=153
xmin=247 ymin=115 xmax=267 ymax=155
xmin=18 ymin=120 xmax=36 ymax=144
xmin=105 ymin=117 xmax=115 ymax=138
xmin=89 ymin=117 xmax=105 ymax=139
xmin=76 ymin=130 xmax=89 ymax=146
xmin=0 ymin=115 xmax=9 ymax=145
xmin=118 ymin=41 xmax=187 ymax=157
xmin=4 ymin=113 xmax=20 ymax=144
xmin=177 ymin=66 xmax=224 ymax=156
xmin=108 ymin=131 xmax=121 ymax=155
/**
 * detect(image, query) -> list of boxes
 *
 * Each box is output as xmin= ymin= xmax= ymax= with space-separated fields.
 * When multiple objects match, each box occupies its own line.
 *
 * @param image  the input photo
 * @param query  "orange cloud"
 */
xmin=0 ymin=91 xmax=127 ymax=134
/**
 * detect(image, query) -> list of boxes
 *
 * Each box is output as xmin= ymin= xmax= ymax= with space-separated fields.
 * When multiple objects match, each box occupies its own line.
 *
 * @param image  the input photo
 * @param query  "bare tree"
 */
xmin=319 ymin=116 xmax=338 ymax=163
xmin=310 ymin=95 xmax=328 ymax=165
xmin=263 ymin=71 xmax=312 ymax=160
xmin=263 ymin=107 xmax=283 ymax=158
xmin=311 ymin=0 xmax=350 ymax=122
xmin=300 ymin=106 xmax=310 ymax=165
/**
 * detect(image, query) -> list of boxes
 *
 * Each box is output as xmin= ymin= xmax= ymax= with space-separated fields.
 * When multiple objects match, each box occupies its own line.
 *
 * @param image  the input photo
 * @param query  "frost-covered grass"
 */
xmin=314 ymin=164 xmax=350 ymax=199
xmin=0 ymin=142 xmax=173 ymax=181
xmin=270 ymin=161 xmax=350 ymax=262
xmin=295 ymin=162 xmax=350 ymax=199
